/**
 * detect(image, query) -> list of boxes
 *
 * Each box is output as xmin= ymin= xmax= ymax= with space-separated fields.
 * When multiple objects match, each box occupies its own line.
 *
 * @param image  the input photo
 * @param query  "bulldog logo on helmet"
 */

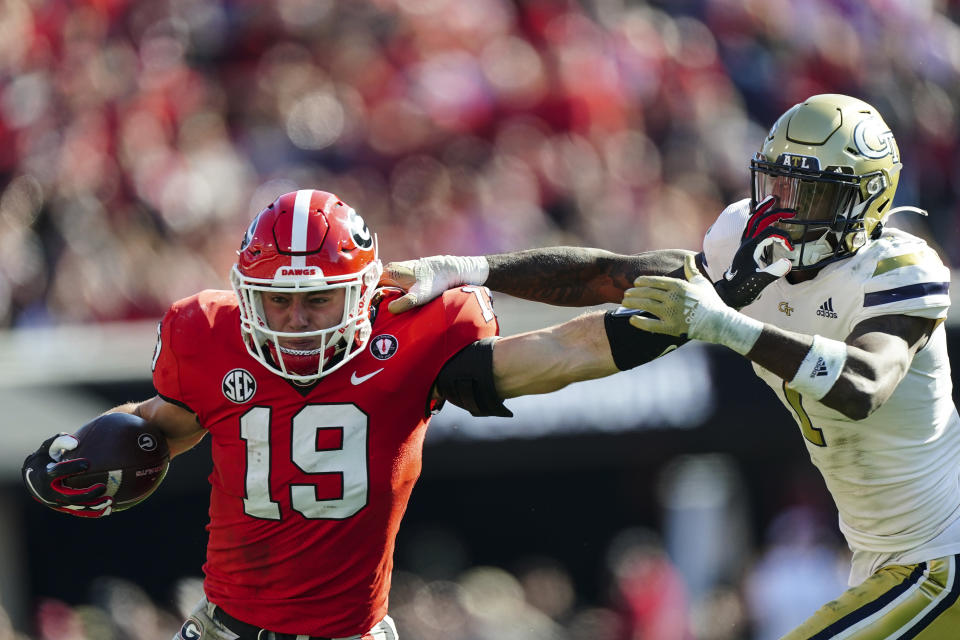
xmin=346 ymin=207 xmax=374 ymax=249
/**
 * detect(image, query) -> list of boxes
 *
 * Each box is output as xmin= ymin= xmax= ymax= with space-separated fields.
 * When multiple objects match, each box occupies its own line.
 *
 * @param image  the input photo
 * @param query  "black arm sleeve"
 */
xmin=434 ymin=338 xmax=514 ymax=418
xmin=604 ymin=310 xmax=688 ymax=370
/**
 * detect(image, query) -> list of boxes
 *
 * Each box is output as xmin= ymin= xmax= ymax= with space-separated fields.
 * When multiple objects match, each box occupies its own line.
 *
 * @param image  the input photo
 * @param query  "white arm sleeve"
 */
xmin=701 ymin=198 xmax=751 ymax=282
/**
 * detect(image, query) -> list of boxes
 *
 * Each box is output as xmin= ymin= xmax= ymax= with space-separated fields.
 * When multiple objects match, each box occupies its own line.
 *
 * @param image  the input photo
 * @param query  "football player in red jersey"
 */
xmin=21 ymin=189 xmax=685 ymax=640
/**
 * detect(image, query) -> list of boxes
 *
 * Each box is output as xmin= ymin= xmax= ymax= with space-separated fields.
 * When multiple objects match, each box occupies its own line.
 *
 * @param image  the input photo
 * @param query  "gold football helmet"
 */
xmin=751 ymin=94 xmax=904 ymax=270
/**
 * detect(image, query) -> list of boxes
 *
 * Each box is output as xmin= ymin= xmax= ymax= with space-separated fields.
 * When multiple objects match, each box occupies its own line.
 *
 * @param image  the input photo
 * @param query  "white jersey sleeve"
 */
xmin=850 ymin=228 xmax=951 ymax=325
xmin=701 ymin=198 xmax=751 ymax=282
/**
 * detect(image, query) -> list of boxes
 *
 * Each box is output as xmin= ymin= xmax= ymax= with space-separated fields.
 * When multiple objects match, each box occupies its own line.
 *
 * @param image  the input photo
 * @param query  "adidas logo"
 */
xmin=816 ymin=298 xmax=838 ymax=319
xmin=811 ymin=357 xmax=829 ymax=378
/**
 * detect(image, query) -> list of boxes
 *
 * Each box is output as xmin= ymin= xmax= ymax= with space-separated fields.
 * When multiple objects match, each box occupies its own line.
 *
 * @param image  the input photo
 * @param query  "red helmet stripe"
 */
xmin=290 ymin=190 xmax=313 ymax=268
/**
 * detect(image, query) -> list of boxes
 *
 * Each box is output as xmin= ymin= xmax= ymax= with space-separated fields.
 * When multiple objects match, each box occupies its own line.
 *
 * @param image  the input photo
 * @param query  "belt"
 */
xmin=212 ymin=606 xmax=333 ymax=640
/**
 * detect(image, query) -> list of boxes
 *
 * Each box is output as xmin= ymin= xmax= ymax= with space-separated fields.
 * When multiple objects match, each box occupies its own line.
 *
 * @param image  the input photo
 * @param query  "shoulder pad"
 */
xmin=857 ymin=231 xmax=950 ymax=317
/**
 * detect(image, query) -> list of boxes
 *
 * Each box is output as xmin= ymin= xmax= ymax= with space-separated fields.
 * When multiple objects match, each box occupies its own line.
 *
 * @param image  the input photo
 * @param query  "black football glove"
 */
xmin=22 ymin=433 xmax=113 ymax=518
xmin=713 ymin=196 xmax=794 ymax=309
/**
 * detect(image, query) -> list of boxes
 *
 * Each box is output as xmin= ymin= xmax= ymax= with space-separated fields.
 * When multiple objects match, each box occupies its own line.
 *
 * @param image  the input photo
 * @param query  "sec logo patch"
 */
xmin=370 ymin=334 xmax=399 ymax=360
xmin=222 ymin=368 xmax=257 ymax=403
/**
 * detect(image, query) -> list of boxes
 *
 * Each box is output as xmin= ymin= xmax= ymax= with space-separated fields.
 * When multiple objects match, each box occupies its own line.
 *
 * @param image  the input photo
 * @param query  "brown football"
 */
xmin=61 ymin=413 xmax=170 ymax=511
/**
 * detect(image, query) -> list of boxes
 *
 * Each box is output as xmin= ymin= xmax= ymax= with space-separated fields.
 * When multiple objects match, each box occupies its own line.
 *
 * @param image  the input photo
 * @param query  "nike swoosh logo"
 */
xmin=725 ymin=268 xmax=738 ymax=280
xmin=350 ymin=368 xmax=384 ymax=385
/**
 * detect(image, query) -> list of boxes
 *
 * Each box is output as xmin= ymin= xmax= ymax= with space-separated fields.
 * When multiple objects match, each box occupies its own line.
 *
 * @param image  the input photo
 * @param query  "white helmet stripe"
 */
xmin=290 ymin=189 xmax=313 ymax=268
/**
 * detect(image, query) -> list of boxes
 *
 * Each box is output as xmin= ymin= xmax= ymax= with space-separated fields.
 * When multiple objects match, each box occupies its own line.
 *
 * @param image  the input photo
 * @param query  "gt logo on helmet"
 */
xmin=853 ymin=117 xmax=899 ymax=163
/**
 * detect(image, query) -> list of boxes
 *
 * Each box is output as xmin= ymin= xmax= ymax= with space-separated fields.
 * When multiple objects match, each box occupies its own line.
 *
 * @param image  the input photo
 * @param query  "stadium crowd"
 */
xmin=1 ymin=0 xmax=959 ymax=328
xmin=3 ymin=0 xmax=960 ymax=638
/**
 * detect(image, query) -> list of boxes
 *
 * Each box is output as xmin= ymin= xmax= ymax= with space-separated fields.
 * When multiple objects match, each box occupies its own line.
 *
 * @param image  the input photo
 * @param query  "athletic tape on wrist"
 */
xmin=453 ymin=255 xmax=489 ymax=286
xmin=714 ymin=311 xmax=764 ymax=356
xmin=787 ymin=334 xmax=847 ymax=400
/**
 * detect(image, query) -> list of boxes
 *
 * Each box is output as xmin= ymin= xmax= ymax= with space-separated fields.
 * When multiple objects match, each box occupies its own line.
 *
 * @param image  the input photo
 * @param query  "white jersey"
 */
xmin=703 ymin=198 xmax=960 ymax=585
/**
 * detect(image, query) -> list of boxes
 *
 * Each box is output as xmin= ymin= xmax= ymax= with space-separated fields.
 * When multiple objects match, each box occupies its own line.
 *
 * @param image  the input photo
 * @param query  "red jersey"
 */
xmin=152 ymin=286 xmax=498 ymax=636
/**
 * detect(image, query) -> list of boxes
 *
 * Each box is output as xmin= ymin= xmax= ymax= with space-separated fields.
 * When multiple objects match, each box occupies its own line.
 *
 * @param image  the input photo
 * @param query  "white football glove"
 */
xmin=622 ymin=254 xmax=764 ymax=355
xmin=380 ymin=255 xmax=489 ymax=314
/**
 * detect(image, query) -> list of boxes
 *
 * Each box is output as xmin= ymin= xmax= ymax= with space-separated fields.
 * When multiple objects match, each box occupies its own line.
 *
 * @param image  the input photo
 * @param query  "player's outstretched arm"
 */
xmin=491 ymin=311 xmax=617 ymax=398
xmin=432 ymin=308 xmax=685 ymax=417
xmin=752 ymin=315 xmax=935 ymax=420
xmin=492 ymin=306 xmax=688 ymax=397
xmin=381 ymin=248 xmax=693 ymax=313
xmin=623 ymin=255 xmax=936 ymax=420
xmin=483 ymin=248 xmax=692 ymax=307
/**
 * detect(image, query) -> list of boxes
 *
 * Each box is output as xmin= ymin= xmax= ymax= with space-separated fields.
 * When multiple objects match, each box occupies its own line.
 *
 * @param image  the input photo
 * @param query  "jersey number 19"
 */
xmin=239 ymin=404 xmax=369 ymax=520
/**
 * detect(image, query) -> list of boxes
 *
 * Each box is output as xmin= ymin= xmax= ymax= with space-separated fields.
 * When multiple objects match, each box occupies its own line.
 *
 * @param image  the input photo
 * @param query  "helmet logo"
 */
xmin=223 ymin=368 xmax=257 ymax=403
xmin=776 ymin=153 xmax=820 ymax=170
xmin=239 ymin=214 xmax=259 ymax=252
xmin=853 ymin=117 xmax=899 ymax=162
xmin=346 ymin=207 xmax=373 ymax=249
xmin=370 ymin=334 xmax=399 ymax=360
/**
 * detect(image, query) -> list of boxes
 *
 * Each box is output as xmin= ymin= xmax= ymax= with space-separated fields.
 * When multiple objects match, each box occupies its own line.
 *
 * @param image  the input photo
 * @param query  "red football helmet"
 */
xmin=230 ymin=189 xmax=382 ymax=383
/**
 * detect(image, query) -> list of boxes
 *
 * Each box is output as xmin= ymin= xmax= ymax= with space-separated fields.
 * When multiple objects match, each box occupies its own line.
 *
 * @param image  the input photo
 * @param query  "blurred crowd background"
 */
xmin=2 ymin=0 xmax=959 ymax=638
xmin=2 ymin=0 xmax=960 ymax=328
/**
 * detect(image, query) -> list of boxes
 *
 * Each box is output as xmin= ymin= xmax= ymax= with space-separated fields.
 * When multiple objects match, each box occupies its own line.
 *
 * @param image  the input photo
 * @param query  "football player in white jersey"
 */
xmin=382 ymin=95 xmax=960 ymax=637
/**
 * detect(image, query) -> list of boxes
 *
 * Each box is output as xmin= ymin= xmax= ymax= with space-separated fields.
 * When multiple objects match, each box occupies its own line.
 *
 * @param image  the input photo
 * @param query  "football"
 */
xmin=60 ymin=413 xmax=170 ymax=511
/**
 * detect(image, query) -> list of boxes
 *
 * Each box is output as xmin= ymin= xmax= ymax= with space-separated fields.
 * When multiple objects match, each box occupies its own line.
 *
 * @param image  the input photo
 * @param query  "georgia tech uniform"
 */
xmin=703 ymin=199 xmax=960 ymax=639
xmin=153 ymin=287 xmax=497 ymax=638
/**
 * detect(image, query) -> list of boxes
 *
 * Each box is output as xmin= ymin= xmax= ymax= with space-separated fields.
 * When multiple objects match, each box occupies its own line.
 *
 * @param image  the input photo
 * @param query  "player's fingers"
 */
xmin=48 ymin=434 xmax=78 ymax=460
xmin=621 ymin=296 xmax=664 ymax=319
xmin=631 ymin=274 xmax=677 ymax=289
xmin=629 ymin=314 xmax=668 ymax=334
xmin=50 ymin=476 xmax=106 ymax=499
xmin=752 ymin=233 xmax=795 ymax=268
xmin=61 ymin=498 xmax=113 ymax=518
xmin=387 ymin=293 xmax=419 ymax=314
xmin=682 ymin=253 xmax=700 ymax=282
xmin=623 ymin=286 xmax=670 ymax=306
xmin=745 ymin=195 xmax=779 ymax=237
xmin=761 ymin=257 xmax=792 ymax=278
xmin=46 ymin=458 xmax=89 ymax=479
xmin=756 ymin=228 xmax=794 ymax=250
xmin=379 ymin=262 xmax=415 ymax=289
